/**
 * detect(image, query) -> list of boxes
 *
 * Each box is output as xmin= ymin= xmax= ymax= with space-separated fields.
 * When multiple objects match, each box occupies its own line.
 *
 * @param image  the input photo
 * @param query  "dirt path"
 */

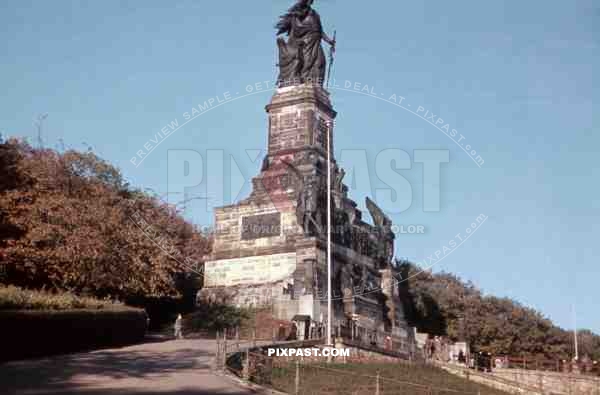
xmin=0 ymin=338 xmax=260 ymax=395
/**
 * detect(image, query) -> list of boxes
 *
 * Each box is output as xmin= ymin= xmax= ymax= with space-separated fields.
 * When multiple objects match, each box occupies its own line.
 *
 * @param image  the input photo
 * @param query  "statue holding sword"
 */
xmin=275 ymin=0 xmax=336 ymax=87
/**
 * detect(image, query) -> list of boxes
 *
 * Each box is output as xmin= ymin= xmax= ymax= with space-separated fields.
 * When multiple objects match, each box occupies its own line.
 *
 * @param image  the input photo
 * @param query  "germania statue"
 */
xmin=275 ymin=0 xmax=336 ymax=87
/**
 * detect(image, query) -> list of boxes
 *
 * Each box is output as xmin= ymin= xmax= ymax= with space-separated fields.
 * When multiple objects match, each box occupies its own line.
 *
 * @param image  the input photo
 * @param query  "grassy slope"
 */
xmin=272 ymin=362 xmax=510 ymax=395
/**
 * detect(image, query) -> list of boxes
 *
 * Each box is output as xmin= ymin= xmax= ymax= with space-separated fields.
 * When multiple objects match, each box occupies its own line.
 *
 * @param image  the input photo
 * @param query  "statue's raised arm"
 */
xmin=275 ymin=0 xmax=335 ymax=87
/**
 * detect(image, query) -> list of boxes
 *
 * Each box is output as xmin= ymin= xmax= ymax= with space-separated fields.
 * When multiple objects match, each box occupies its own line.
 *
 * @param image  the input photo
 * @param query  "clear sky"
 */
xmin=1 ymin=1 xmax=597 ymax=333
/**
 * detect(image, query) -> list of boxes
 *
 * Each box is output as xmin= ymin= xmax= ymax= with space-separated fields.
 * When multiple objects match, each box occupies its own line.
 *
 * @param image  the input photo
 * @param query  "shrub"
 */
xmin=185 ymin=303 xmax=250 ymax=332
xmin=0 ymin=308 xmax=147 ymax=362
xmin=0 ymin=285 xmax=121 ymax=310
xmin=0 ymin=285 xmax=146 ymax=361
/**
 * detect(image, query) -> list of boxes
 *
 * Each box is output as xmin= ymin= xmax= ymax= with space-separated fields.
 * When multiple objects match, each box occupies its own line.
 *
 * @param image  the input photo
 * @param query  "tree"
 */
xmin=396 ymin=261 xmax=599 ymax=359
xmin=0 ymin=138 xmax=211 ymax=300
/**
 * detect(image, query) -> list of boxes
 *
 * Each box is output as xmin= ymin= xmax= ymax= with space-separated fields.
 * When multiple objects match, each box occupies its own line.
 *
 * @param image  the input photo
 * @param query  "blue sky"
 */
xmin=1 ymin=1 xmax=597 ymax=334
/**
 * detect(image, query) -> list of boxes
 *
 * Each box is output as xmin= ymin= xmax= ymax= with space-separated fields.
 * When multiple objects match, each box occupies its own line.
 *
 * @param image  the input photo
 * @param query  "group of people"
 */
xmin=424 ymin=336 xmax=494 ymax=373
xmin=425 ymin=336 xmax=450 ymax=361
xmin=473 ymin=351 xmax=493 ymax=372
xmin=309 ymin=320 xmax=325 ymax=339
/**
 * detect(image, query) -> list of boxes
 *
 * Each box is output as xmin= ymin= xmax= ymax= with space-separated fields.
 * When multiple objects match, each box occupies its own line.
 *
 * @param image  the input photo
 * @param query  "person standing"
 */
xmin=458 ymin=350 xmax=466 ymax=364
xmin=174 ymin=314 xmax=183 ymax=339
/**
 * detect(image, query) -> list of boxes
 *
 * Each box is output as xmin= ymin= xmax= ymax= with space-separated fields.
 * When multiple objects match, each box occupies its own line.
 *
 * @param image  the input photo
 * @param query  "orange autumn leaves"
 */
xmin=0 ymin=138 xmax=210 ymax=299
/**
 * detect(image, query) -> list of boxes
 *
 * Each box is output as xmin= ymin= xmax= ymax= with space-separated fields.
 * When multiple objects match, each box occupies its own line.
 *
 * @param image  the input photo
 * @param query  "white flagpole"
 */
xmin=573 ymin=304 xmax=579 ymax=361
xmin=326 ymin=120 xmax=333 ymax=350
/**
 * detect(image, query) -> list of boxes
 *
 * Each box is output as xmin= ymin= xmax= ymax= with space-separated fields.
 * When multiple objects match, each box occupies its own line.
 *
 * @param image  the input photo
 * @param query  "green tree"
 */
xmin=397 ymin=261 xmax=598 ymax=359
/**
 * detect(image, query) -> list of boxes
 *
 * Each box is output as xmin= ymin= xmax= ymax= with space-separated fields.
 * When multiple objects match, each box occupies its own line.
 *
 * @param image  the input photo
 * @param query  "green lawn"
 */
xmin=271 ymin=362 xmax=510 ymax=395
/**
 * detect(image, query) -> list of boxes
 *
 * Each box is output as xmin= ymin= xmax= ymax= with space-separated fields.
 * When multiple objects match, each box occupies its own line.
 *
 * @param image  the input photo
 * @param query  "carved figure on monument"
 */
xmin=334 ymin=167 xmax=345 ymax=192
xmin=366 ymin=197 xmax=395 ymax=267
xmin=366 ymin=197 xmax=391 ymax=230
xmin=339 ymin=264 xmax=353 ymax=296
xmin=339 ymin=263 xmax=355 ymax=317
xmin=313 ymin=267 xmax=323 ymax=295
xmin=351 ymin=262 xmax=365 ymax=289
xmin=296 ymin=175 xmax=324 ymax=236
xmin=275 ymin=0 xmax=336 ymax=86
xmin=333 ymin=209 xmax=352 ymax=247
xmin=351 ymin=226 xmax=365 ymax=254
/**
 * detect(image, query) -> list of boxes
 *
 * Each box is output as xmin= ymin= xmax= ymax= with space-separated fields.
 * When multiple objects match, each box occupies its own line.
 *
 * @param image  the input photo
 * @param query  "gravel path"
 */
xmin=0 ymin=338 xmax=261 ymax=395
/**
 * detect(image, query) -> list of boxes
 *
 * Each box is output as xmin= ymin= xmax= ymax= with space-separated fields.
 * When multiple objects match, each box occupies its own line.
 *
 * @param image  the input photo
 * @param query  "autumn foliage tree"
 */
xmin=396 ymin=260 xmax=600 ymax=360
xmin=0 ymin=138 xmax=211 ymax=300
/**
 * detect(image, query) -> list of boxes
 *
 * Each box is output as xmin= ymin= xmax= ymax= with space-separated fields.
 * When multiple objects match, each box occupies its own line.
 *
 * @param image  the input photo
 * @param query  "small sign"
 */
xmin=241 ymin=212 xmax=281 ymax=240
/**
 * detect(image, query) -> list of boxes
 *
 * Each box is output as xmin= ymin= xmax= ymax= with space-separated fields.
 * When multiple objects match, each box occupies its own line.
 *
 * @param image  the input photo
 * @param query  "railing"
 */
xmin=226 ymin=347 xmax=491 ymax=394
xmin=336 ymin=322 xmax=416 ymax=358
xmin=495 ymin=355 xmax=600 ymax=376
xmin=272 ymin=360 xmax=488 ymax=395
xmin=214 ymin=327 xmax=325 ymax=371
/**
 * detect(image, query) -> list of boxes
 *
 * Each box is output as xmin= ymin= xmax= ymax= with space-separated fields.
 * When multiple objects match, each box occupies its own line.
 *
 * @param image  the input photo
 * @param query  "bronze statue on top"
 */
xmin=275 ymin=0 xmax=336 ymax=87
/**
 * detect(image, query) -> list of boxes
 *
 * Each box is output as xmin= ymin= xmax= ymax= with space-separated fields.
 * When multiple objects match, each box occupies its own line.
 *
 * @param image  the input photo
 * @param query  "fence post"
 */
xmin=242 ymin=349 xmax=250 ymax=381
xmin=375 ymin=372 xmax=380 ymax=395
xmin=295 ymin=360 xmax=300 ymax=395
xmin=223 ymin=331 xmax=228 ymax=369
xmin=568 ymin=375 xmax=572 ymax=395
xmin=215 ymin=331 xmax=221 ymax=370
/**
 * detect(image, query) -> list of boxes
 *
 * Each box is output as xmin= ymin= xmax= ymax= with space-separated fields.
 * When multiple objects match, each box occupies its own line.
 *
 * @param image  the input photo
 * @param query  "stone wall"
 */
xmin=492 ymin=368 xmax=600 ymax=395
xmin=210 ymin=203 xmax=299 ymax=261
xmin=439 ymin=363 xmax=543 ymax=395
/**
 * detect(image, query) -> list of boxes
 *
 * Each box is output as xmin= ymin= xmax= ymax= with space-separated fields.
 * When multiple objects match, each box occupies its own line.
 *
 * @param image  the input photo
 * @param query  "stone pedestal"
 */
xmin=199 ymin=84 xmax=411 ymax=334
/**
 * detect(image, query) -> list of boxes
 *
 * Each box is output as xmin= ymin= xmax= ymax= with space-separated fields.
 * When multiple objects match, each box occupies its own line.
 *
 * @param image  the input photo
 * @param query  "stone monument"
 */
xmin=199 ymin=0 xmax=411 ymax=339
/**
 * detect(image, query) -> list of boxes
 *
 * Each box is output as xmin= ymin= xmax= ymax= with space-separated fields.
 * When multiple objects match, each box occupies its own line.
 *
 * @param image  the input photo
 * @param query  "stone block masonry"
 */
xmin=199 ymin=83 xmax=415 ymax=348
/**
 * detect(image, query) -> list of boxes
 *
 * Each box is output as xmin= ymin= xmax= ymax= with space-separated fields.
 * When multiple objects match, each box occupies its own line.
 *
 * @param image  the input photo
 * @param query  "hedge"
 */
xmin=0 ymin=285 xmax=124 ymax=310
xmin=0 ymin=308 xmax=147 ymax=362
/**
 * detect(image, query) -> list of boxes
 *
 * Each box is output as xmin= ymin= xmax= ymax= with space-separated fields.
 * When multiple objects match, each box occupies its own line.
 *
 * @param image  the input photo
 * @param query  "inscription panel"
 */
xmin=241 ymin=212 xmax=281 ymax=240
xmin=204 ymin=252 xmax=296 ymax=287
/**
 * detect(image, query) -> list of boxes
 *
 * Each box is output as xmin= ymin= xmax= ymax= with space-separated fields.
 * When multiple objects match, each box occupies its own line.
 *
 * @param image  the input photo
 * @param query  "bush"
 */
xmin=125 ymin=295 xmax=190 ymax=332
xmin=185 ymin=303 xmax=249 ymax=332
xmin=0 ymin=285 xmax=146 ymax=361
xmin=0 ymin=308 xmax=147 ymax=362
xmin=0 ymin=285 xmax=122 ymax=311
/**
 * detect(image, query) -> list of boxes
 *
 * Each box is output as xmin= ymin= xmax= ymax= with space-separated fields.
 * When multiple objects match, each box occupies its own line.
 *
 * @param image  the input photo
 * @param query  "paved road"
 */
xmin=0 ymin=338 xmax=261 ymax=395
